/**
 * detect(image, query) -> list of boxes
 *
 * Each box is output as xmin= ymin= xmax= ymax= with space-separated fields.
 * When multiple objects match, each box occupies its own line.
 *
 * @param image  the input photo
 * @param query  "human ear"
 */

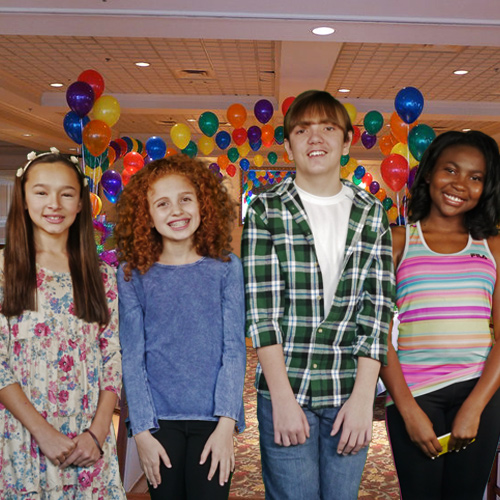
xmin=284 ymin=139 xmax=294 ymax=161
xmin=343 ymin=131 xmax=353 ymax=155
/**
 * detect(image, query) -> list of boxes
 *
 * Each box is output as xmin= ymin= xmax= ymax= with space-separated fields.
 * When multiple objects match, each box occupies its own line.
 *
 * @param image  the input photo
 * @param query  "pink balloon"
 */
xmin=381 ymin=154 xmax=409 ymax=192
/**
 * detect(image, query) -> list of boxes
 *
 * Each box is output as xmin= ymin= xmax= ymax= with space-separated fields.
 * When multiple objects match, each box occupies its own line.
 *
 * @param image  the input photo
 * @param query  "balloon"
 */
xmin=395 ymin=86 xmax=424 ymax=124
xmin=352 ymin=176 xmax=362 ymax=186
xmin=254 ymin=99 xmax=274 ymax=124
xmin=109 ymin=140 xmax=122 ymax=159
xmin=261 ymin=124 xmax=275 ymax=147
xmin=340 ymin=166 xmax=349 ymax=178
xmin=146 ymin=136 xmax=167 ymax=160
xmin=382 ymin=197 xmax=393 ymax=210
xmin=228 ymin=147 xmax=239 ymax=163
xmin=102 ymin=189 xmax=119 ymax=204
xmin=361 ymin=132 xmax=377 ymax=149
xmin=232 ymin=128 xmax=247 ymax=146
xmin=89 ymin=193 xmax=102 ymax=218
xmin=268 ymin=152 xmax=278 ymax=165
xmin=82 ymin=120 xmax=111 ymax=157
xmin=346 ymin=157 xmax=358 ymax=173
xmin=198 ymin=111 xmax=219 ymax=137
xmin=166 ymin=147 xmax=178 ymax=157
xmin=121 ymin=169 xmax=132 ymax=186
xmin=391 ymin=143 xmax=419 ymax=168
xmin=226 ymin=164 xmax=237 ymax=177
xmin=247 ymin=126 xmax=262 ymax=144
xmin=91 ymin=95 xmax=121 ymax=127
xmin=343 ymin=103 xmax=357 ymax=124
xmin=239 ymin=158 xmax=250 ymax=171
xmin=363 ymin=110 xmax=384 ymax=135
xmin=101 ymin=169 xmax=122 ymax=197
xmin=122 ymin=136 xmax=134 ymax=153
xmin=408 ymin=166 xmax=418 ymax=189
xmin=63 ymin=111 xmax=90 ymax=144
xmin=136 ymin=139 xmax=144 ymax=154
xmin=170 ymin=123 xmax=191 ymax=150
xmin=215 ymin=131 xmax=231 ymax=150
xmin=369 ymin=181 xmax=380 ymax=194
xmin=381 ymin=154 xmax=409 ymax=192
xmin=218 ymin=154 xmax=229 ymax=170
xmin=107 ymin=146 xmax=116 ymax=166
xmin=354 ymin=165 xmax=366 ymax=179
xmin=227 ymin=103 xmax=247 ymax=128
xmin=281 ymin=96 xmax=295 ymax=116
xmin=123 ymin=152 xmax=144 ymax=173
xmin=340 ymin=155 xmax=349 ymax=167
xmin=144 ymin=155 xmax=153 ymax=166
xmin=250 ymin=140 xmax=262 ymax=151
xmin=209 ymin=163 xmax=220 ymax=175
xmin=182 ymin=141 xmax=197 ymax=158
xmin=351 ymin=126 xmax=361 ymax=146
xmin=396 ymin=215 xmax=406 ymax=226
xmin=84 ymin=165 xmax=102 ymax=185
xmin=198 ymin=135 xmax=215 ymax=156
xmin=254 ymin=154 xmax=264 ymax=168
xmin=376 ymin=187 xmax=387 ymax=202
xmin=274 ymin=126 xmax=284 ymax=144
xmin=66 ymin=81 xmax=94 ymax=118
xmin=387 ymin=206 xmax=399 ymax=221
xmin=390 ymin=112 xmax=413 ymax=144
xmin=78 ymin=69 xmax=105 ymax=100
xmin=408 ymin=124 xmax=436 ymax=161
xmin=379 ymin=134 xmax=397 ymax=156
xmin=237 ymin=142 xmax=251 ymax=158
xmin=362 ymin=172 xmax=373 ymax=185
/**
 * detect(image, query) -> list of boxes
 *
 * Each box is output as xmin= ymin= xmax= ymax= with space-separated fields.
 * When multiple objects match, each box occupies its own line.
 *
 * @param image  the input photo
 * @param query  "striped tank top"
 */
xmin=390 ymin=221 xmax=495 ymax=402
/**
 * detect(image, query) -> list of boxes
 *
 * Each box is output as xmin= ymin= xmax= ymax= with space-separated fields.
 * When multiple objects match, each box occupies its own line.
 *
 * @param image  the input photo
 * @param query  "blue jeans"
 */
xmin=257 ymin=393 xmax=368 ymax=500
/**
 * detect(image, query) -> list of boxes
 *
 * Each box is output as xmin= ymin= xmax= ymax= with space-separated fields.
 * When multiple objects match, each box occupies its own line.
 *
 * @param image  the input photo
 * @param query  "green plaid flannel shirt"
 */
xmin=241 ymin=177 xmax=395 ymax=408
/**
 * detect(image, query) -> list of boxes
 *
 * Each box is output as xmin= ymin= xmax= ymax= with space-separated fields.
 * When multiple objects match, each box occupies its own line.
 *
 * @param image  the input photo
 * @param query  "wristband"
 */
xmin=84 ymin=428 xmax=104 ymax=457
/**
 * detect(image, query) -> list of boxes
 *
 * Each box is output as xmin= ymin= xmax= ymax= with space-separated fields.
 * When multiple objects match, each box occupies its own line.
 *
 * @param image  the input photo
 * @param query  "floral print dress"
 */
xmin=0 ymin=256 xmax=126 ymax=499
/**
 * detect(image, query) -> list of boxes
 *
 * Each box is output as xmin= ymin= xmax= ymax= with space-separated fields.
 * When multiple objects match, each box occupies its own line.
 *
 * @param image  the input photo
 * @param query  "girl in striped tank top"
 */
xmin=380 ymin=131 xmax=500 ymax=500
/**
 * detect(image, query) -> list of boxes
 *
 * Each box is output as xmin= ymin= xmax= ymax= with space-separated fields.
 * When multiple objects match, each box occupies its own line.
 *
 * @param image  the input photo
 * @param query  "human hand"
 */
xmin=331 ymin=394 xmax=373 ymax=455
xmin=402 ymin=406 xmax=442 ymax=458
xmin=134 ymin=430 xmax=171 ymax=489
xmin=448 ymin=404 xmax=480 ymax=452
xmin=60 ymin=431 xmax=102 ymax=469
xmin=200 ymin=417 xmax=235 ymax=486
xmin=271 ymin=395 xmax=310 ymax=446
xmin=35 ymin=425 xmax=76 ymax=467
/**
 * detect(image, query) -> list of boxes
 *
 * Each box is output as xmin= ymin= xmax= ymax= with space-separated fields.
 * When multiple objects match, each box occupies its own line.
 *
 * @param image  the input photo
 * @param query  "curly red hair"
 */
xmin=115 ymin=155 xmax=236 ymax=278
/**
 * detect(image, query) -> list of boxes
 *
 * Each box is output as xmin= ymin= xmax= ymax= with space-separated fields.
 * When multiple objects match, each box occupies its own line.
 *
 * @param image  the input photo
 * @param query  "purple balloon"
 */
xmin=254 ymin=99 xmax=274 ymax=124
xmin=250 ymin=139 xmax=262 ymax=151
xmin=369 ymin=181 xmax=380 ymax=195
xmin=66 ymin=81 xmax=95 ymax=118
xmin=109 ymin=140 xmax=122 ymax=159
xmin=247 ymin=125 xmax=262 ymax=144
xmin=209 ymin=163 xmax=220 ymax=175
xmin=101 ymin=169 xmax=122 ymax=197
xmin=361 ymin=131 xmax=377 ymax=149
xmin=144 ymin=155 xmax=153 ymax=165
xmin=408 ymin=166 xmax=418 ymax=189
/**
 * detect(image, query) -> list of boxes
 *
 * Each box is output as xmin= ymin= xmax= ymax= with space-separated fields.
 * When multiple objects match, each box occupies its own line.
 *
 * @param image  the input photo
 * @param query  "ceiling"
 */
xmin=1 ymin=0 xmax=500 ymax=170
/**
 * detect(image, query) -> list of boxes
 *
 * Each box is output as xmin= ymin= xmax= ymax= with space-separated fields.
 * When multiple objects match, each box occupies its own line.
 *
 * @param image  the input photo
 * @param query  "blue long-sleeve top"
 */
xmin=118 ymin=254 xmax=246 ymax=436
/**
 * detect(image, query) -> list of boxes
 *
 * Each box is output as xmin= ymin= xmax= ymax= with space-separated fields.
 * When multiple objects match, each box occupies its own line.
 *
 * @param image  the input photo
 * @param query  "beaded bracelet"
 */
xmin=84 ymin=428 xmax=104 ymax=457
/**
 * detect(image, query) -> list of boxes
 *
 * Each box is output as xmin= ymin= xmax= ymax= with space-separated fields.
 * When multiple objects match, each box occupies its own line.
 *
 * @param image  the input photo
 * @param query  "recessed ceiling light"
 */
xmin=462 ymin=128 xmax=471 ymax=132
xmin=68 ymin=147 xmax=78 ymax=151
xmin=135 ymin=62 xmax=150 ymax=67
xmin=187 ymin=118 xmax=197 ymax=122
xmin=23 ymin=133 xmax=33 ymax=137
xmin=50 ymin=82 xmax=63 ymax=87
xmin=453 ymin=70 xmax=468 ymax=75
xmin=338 ymin=88 xmax=350 ymax=93
xmin=312 ymin=27 xmax=335 ymax=36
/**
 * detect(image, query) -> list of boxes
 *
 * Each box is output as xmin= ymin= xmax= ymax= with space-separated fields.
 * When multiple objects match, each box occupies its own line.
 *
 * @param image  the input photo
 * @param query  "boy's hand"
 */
xmin=134 ymin=430 xmax=171 ymax=489
xmin=272 ymin=394 xmax=310 ymax=446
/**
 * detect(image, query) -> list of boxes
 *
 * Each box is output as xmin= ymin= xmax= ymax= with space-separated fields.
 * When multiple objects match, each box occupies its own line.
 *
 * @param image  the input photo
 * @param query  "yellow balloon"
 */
xmin=237 ymin=142 xmax=251 ymax=158
xmin=346 ymin=157 xmax=358 ymax=174
xmin=198 ymin=135 xmax=215 ymax=156
xmin=340 ymin=166 xmax=349 ymax=178
xmin=91 ymin=95 xmax=121 ymax=128
xmin=387 ymin=206 xmax=399 ymax=221
xmin=170 ymin=123 xmax=191 ymax=150
xmin=391 ymin=142 xmax=419 ymax=168
xmin=343 ymin=103 xmax=357 ymax=124
xmin=85 ymin=165 xmax=103 ymax=184
xmin=254 ymin=154 xmax=264 ymax=168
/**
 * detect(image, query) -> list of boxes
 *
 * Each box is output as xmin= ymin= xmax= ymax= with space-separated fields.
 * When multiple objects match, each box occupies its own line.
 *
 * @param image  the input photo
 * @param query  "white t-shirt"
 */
xmin=295 ymin=182 xmax=354 ymax=311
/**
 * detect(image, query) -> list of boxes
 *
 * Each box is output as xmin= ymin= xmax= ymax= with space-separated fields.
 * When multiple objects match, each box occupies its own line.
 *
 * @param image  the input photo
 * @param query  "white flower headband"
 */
xmin=16 ymin=147 xmax=88 ymax=187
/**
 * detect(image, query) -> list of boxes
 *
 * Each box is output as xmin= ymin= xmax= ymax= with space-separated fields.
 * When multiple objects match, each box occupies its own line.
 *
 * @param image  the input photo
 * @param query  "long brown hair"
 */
xmin=115 ymin=155 xmax=236 ymax=279
xmin=2 ymin=153 xmax=110 ymax=324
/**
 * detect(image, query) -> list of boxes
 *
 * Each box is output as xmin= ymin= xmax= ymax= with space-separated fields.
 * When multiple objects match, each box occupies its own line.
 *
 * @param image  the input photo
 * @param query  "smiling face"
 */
xmin=24 ymin=161 xmax=82 ymax=243
xmin=427 ymin=144 xmax=486 ymax=220
xmin=147 ymin=173 xmax=201 ymax=252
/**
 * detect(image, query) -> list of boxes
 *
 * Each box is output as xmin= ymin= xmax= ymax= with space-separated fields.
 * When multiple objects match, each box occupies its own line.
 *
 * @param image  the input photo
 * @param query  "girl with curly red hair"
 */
xmin=115 ymin=155 xmax=246 ymax=500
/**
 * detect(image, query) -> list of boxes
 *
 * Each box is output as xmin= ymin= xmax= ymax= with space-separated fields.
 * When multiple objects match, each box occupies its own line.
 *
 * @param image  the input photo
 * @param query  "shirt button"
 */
xmin=313 ymin=363 xmax=318 ymax=369
xmin=318 ymin=328 xmax=323 ymax=333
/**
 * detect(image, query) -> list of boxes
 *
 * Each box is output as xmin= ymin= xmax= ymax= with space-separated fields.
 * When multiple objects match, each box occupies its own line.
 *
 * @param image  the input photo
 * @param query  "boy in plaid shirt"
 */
xmin=241 ymin=90 xmax=395 ymax=500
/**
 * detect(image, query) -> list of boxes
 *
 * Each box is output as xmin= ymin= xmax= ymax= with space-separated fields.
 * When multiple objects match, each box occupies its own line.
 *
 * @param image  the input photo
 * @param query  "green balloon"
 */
xmin=382 ymin=197 xmax=393 ymax=210
xmin=408 ymin=124 xmax=436 ymax=161
xmin=228 ymin=147 xmax=239 ymax=163
xmin=274 ymin=126 xmax=284 ymax=144
xmin=267 ymin=152 xmax=278 ymax=165
xmin=198 ymin=111 xmax=219 ymax=137
xmin=340 ymin=154 xmax=349 ymax=166
xmin=352 ymin=175 xmax=362 ymax=185
xmin=363 ymin=110 xmax=384 ymax=135
xmin=182 ymin=140 xmax=198 ymax=158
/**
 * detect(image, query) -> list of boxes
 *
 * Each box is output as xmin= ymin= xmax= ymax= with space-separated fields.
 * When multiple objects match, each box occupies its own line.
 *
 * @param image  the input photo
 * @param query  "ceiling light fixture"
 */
xmin=462 ymin=128 xmax=471 ymax=132
xmin=23 ymin=133 xmax=33 ymax=137
xmin=338 ymin=88 xmax=350 ymax=93
xmin=453 ymin=70 xmax=468 ymax=75
xmin=312 ymin=27 xmax=335 ymax=36
xmin=50 ymin=82 xmax=63 ymax=87
xmin=135 ymin=62 xmax=150 ymax=67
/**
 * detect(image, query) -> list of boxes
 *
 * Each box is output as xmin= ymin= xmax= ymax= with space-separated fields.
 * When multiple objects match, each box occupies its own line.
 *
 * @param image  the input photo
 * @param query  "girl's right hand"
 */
xmin=134 ymin=430 xmax=171 ymax=489
xmin=403 ymin=406 xmax=442 ymax=458
xmin=35 ymin=425 xmax=76 ymax=466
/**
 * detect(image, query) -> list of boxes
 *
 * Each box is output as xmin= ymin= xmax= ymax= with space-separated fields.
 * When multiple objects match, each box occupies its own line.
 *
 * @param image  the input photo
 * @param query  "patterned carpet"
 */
xmin=230 ymin=347 xmax=400 ymax=499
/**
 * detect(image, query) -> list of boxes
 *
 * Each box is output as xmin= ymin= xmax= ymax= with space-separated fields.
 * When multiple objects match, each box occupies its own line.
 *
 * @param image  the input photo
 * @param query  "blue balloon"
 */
xmin=215 ymin=131 xmax=231 ymax=150
xmin=395 ymin=87 xmax=424 ymax=124
xmin=354 ymin=165 xmax=366 ymax=179
xmin=146 ymin=136 xmax=167 ymax=160
xmin=239 ymin=158 xmax=250 ymax=171
xmin=63 ymin=111 xmax=90 ymax=144
xmin=250 ymin=139 xmax=262 ymax=151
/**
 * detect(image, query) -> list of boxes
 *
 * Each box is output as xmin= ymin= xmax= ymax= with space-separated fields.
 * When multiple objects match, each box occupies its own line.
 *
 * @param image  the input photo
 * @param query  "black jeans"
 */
xmin=386 ymin=378 xmax=500 ymax=500
xmin=148 ymin=420 xmax=232 ymax=500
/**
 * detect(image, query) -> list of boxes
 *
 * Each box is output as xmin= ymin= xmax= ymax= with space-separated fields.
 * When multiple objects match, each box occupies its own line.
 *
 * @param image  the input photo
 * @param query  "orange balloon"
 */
xmin=89 ymin=193 xmax=102 ymax=218
xmin=83 ymin=120 xmax=111 ymax=157
xmin=379 ymin=134 xmax=396 ymax=156
xmin=390 ymin=112 xmax=418 ymax=145
xmin=123 ymin=152 xmax=144 ymax=173
xmin=227 ymin=103 xmax=247 ymax=128
xmin=218 ymin=154 xmax=229 ymax=170
xmin=166 ymin=147 xmax=177 ymax=157
xmin=261 ymin=124 xmax=275 ymax=147
xmin=107 ymin=146 xmax=116 ymax=166
xmin=121 ymin=168 xmax=132 ymax=186
xmin=376 ymin=187 xmax=387 ymax=202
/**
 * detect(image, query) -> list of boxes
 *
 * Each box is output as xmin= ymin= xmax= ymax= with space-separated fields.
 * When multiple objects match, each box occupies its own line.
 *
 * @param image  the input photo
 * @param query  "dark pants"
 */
xmin=148 ymin=420 xmax=232 ymax=500
xmin=386 ymin=379 xmax=500 ymax=500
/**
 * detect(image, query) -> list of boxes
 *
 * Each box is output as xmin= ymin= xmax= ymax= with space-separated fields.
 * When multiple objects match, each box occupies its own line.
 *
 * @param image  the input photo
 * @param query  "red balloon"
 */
xmin=123 ymin=152 xmax=144 ymax=173
xmin=381 ymin=154 xmax=409 ymax=192
xmin=232 ymin=128 xmax=247 ymax=146
xmin=226 ymin=164 xmax=237 ymax=177
xmin=281 ymin=96 xmax=295 ymax=116
xmin=78 ymin=69 xmax=105 ymax=100
xmin=351 ymin=125 xmax=361 ymax=146
xmin=115 ymin=138 xmax=128 ymax=158
xmin=261 ymin=124 xmax=274 ymax=147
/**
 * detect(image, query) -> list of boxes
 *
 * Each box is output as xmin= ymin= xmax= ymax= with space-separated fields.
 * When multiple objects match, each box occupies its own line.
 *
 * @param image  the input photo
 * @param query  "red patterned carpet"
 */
xmin=230 ymin=347 xmax=400 ymax=499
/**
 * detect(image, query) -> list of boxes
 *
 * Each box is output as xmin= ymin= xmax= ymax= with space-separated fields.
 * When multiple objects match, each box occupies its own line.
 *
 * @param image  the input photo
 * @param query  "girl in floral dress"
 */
xmin=0 ymin=149 xmax=126 ymax=499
